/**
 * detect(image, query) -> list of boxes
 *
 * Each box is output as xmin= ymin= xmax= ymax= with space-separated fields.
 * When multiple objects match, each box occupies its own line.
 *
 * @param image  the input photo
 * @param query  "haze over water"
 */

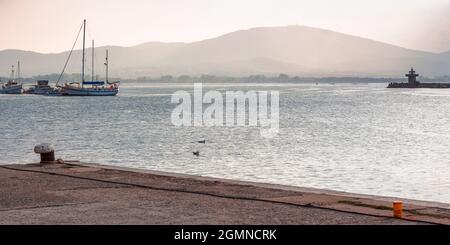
xmin=1 ymin=82 xmax=450 ymax=203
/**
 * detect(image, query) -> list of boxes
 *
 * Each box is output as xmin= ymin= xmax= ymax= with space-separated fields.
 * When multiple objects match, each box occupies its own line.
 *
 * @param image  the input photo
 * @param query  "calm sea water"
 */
xmin=1 ymin=82 xmax=450 ymax=203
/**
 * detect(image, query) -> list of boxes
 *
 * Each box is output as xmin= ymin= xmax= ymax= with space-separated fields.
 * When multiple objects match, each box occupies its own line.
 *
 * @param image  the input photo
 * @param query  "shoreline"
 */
xmin=1 ymin=162 xmax=449 ymax=225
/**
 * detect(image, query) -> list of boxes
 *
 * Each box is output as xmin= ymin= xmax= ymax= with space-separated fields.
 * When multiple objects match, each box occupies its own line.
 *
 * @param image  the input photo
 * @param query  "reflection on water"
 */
xmin=1 ymin=82 xmax=450 ymax=203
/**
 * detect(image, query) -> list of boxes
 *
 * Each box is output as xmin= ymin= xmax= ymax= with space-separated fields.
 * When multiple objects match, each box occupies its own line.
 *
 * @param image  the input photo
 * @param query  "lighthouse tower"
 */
xmin=406 ymin=68 xmax=419 ymax=87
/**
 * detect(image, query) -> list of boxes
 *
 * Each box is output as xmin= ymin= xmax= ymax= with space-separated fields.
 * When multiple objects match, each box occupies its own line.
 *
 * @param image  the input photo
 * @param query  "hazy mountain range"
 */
xmin=1 ymin=26 xmax=449 ymax=78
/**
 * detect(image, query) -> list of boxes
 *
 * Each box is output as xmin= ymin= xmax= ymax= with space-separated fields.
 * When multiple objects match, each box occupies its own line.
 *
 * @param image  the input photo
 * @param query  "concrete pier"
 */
xmin=1 ymin=163 xmax=449 ymax=225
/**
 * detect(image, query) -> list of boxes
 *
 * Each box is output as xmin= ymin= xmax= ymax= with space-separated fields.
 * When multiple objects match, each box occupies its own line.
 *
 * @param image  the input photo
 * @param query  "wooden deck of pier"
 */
xmin=1 ymin=163 xmax=449 ymax=225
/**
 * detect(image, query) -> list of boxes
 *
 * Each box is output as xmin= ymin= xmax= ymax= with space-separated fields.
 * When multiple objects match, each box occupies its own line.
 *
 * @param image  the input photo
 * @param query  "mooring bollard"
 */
xmin=393 ymin=201 xmax=403 ymax=219
xmin=34 ymin=143 xmax=55 ymax=164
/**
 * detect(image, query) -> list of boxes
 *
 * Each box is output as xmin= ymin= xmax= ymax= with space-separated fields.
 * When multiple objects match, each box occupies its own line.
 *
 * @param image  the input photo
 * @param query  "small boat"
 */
xmin=0 ymin=63 xmax=23 ymax=94
xmin=0 ymin=80 xmax=23 ymax=94
xmin=25 ymin=80 xmax=59 ymax=95
xmin=57 ymin=19 xmax=120 ymax=96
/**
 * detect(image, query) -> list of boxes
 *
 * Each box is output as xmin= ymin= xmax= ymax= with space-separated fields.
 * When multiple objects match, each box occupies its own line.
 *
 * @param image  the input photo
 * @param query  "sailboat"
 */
xmin=0 ymin=62 xmax=23 ymax=94
xmin=59 ymin=19 xmax=120 ymax=96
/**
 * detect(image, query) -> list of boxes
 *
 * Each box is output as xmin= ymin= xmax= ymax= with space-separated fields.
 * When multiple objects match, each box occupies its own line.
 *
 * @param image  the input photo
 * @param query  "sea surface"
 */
xmin=1 ymin=82 xmax=450 ymax=204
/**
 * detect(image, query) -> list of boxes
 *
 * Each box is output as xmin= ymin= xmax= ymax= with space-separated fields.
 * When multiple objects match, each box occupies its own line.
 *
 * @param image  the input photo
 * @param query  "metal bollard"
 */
xmin=34 ymin=143 xmax=55 ymax=164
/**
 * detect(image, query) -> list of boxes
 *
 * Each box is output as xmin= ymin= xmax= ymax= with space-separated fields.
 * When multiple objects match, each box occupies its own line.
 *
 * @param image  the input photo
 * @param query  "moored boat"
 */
xmin=57 ymin=19 xmax=120 ymax=96
xmin=0 ymin=81 xmax=23 ymax=94
xmin=0 ymin=63 xmax=23 ymax=94
xmin=60 ymin=81 xmax=119 ymax=96
xmin=25 ymin=80 xmax=60 ymax=95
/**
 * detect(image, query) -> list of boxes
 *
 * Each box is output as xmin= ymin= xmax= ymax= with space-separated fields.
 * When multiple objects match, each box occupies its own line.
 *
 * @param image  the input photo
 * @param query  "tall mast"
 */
xmin=92 ymin=40 xmax=94 ymax=82
xmin=81 ymin=19 xmax=86 ymax=88
xmin=105 ymin=49 xmax=109 ymax=83
xmin=11 ymin=65 xmax=15 ymax=81
xmin=17 ymin=61 xmax=20 ymax=83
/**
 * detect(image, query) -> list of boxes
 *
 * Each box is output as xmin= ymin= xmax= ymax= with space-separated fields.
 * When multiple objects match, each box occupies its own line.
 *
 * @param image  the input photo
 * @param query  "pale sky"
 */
xmin=1 ymin=0 xmax=449 ymax=53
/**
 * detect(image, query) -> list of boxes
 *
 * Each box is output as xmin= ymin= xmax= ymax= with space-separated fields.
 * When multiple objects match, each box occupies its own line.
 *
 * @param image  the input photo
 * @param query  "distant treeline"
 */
xmin=132 ymin=74 xmax=450 ymax=84
xmin=134 ymin=74 xmax=394 ymax=83
xmin=2 ymin=73 xmax=450 ymax=84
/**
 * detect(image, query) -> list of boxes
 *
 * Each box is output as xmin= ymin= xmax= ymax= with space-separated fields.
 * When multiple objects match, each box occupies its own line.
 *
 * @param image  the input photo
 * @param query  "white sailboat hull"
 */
xmin=60 ymin=86 xmax=118 ymax=96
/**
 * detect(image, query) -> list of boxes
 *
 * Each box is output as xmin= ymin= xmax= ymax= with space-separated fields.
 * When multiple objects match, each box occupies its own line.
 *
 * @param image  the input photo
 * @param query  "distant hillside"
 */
xmin=1 ymin=26 xmax=449 ymax=78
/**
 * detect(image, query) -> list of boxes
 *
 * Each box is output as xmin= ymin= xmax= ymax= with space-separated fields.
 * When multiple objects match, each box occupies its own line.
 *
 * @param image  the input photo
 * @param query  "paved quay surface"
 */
xmin=0 ymin=163 xmax=449 ymax=225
